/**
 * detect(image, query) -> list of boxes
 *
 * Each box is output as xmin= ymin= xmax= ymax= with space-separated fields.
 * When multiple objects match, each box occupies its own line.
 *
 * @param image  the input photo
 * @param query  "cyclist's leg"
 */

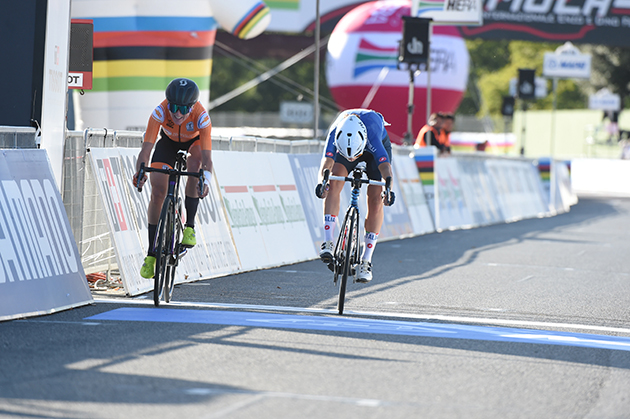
xmin=185 ymin=140 xmax=202 ymax=199
xmin=323 ymin=162 xmax=349 ymax=219
xmin=320 ymin=162 xmax=349 ymax=261
xmin=182 ymin=139 xmax=201 ymax=246
xmin=363 ymin=135 xmax=392 ymax=243
xmin=358 ymin=146 xmax=390 ymax=282
xmin=148 ymin=136 xmax=178 ymax=248
xmin=354 ymin=185 xmax=381 ymax=282
xmin=141 ymin=136 xmax=175 ymax=278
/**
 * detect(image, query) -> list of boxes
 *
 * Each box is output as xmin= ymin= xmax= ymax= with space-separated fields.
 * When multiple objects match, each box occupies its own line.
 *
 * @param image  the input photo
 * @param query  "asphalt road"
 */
xmin=1 ymin=196 xmax=630 ymax=419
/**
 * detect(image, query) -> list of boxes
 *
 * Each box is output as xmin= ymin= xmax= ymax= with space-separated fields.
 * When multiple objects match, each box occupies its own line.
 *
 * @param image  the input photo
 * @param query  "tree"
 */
xmin=584 ymin=45 xmax=630 ymax=109
xmin=209 ymin=53 xmax=336 ymax=114
xmin=460 ymin=40 xmax=612 ymax=118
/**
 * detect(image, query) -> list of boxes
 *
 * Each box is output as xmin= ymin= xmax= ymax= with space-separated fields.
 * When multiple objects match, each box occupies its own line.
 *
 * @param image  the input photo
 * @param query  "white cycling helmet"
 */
xmin=334 ymin=114 xmax=367 ymax=161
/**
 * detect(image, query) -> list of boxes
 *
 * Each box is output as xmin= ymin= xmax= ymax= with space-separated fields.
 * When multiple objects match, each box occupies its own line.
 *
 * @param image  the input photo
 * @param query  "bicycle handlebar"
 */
xmin=328 ymin=174 xmax=386 ymax=187
xmin=136 ymin=162 xmax=205 ymax=197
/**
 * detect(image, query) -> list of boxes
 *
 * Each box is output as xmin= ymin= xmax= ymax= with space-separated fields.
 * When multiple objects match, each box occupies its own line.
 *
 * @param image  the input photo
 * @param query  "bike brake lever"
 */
xmin=137 ymin=162 xmax=145 ymax=192
xmin=198 ymin=170 xmax=205 ymax=199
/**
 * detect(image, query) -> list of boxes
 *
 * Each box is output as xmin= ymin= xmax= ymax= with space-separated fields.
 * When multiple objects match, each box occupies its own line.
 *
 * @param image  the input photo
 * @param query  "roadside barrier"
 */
xmin=537 ymin=158 xmax=578 ymax=213
xmin=0 ymin=149 xmax=92 ymax=320
xmin=80 ymin=136 xmax=573 ymax=296
xmin=1 ymin=128 xmax=577 ymax=304
xmin=570 ymin=158 xmax=630 ymax=197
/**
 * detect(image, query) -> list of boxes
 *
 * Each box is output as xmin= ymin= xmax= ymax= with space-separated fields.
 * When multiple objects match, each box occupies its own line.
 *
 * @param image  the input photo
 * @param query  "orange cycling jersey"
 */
xmin=144 ymin=99 xmax=212 ymax=150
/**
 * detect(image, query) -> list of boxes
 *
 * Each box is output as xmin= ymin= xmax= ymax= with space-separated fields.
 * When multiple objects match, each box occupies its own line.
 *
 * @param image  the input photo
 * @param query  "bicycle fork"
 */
xmin=173 ymin=197 xmax=187 ymax=260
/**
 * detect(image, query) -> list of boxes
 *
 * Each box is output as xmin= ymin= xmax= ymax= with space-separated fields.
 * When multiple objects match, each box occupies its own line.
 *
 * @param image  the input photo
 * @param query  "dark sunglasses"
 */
xmin=167 ymin=102 xmax=191 ymax=115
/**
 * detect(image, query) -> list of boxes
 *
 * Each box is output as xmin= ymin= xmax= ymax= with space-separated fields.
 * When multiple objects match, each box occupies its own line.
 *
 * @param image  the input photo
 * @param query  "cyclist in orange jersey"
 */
xmin=133 ymin=78 xmax=213 ymax=279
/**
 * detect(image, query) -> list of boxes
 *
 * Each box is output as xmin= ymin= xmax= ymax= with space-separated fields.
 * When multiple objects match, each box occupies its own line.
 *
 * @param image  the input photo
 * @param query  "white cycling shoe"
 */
xmin=319 ymin=241 xmax=334 ymax=264
xmin=355 ymin=260 xmax=372 ymax=283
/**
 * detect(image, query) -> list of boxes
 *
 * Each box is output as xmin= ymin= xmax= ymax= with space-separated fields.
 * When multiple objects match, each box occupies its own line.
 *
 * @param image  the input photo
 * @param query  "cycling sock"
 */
xmin=185 ymin=196 xmax=200 ymax=228
xmin=361 ymin=232 xmax=379 ymax=262
xmin=324 ymin=214 xmax=337 ymax=242
xmin=148 ymin=223 xmax=157 ymax=256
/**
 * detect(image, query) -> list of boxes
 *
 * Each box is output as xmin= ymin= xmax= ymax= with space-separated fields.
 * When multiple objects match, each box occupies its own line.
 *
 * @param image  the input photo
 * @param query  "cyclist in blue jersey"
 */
xmin=315 ymin=109 xmax=395 ymax=283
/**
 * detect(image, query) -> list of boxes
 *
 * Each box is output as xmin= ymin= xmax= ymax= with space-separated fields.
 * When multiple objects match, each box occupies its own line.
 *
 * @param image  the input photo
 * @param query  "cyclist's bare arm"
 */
xmin=377 ymin=161 xmax=393 ymax=181
xmin=200 ymin=149 xmax=213 ymax=198
xmin=134 ymin=141 xmax=154 ymax=189
xmin=315 ymin=157 xmax=335 ymax=199
xmin=377 ymin=161 xmax=395 ymax=206
xmin=318 ymin=156 xmax=334 ymax=183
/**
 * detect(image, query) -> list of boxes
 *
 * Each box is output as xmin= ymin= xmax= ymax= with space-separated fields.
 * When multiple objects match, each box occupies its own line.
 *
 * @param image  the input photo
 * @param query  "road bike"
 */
xmin=320 ymin=163 xmax=386 ymax=315
xmin=136 ymin=150 xmax=204 ymax=306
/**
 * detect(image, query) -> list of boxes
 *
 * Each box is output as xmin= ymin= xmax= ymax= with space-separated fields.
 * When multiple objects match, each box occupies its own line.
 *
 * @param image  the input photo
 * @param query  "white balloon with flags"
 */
xmin=326 ymin=0 xmax=469 ymax=143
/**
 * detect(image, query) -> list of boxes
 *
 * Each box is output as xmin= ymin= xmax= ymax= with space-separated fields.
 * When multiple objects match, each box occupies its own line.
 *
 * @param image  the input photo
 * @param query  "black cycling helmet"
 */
xmin=165 ymin=78 xmax=199 ymax=113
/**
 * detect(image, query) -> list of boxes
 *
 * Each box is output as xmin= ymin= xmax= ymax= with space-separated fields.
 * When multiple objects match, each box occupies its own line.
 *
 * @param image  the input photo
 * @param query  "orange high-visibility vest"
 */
xmin=414 ymin=125 xmax=439 ymax=147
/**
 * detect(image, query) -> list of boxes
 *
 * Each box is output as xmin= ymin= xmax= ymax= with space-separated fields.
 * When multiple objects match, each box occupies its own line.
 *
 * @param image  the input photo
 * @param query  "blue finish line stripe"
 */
xmin=86 ymin=308 xmax=630 ymax=352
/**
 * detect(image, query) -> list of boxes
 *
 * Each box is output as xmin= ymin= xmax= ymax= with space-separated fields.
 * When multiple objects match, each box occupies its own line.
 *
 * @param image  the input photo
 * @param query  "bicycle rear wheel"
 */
xmin=338 ymin=208 xmax=357 ymax=315
xmin=154 ymin=198 xmax=174 ymax=307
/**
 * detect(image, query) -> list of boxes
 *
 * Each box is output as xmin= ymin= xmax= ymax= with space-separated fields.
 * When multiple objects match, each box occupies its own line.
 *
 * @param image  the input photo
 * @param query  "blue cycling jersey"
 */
xmin=323 ymin=109 xmax=390 ymax=164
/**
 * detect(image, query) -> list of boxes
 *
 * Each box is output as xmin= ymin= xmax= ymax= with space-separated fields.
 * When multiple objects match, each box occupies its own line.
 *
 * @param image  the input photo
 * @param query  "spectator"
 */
xmin=475 ymin=140 xmax=489 ymax=152
xmin=414 ymin=113 xmax=445 ymax=153
xmin=603 ymin=110 xmax=620 ymax=143
xmin=439 ymin=112 xmax=454 ymax=155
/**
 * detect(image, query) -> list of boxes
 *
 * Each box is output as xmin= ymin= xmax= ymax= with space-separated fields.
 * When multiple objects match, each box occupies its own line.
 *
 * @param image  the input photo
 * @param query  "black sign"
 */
xmin=69 ymin=19 xmax=94 ymax=90
xmin=460 ymin=0 xmax=630 ymax=47
xmin=69 ymin=20 xmax=93 ymax=73
xmin=399 ymin=16 xmax=431 ymax=65
xmin=517 ymin=69 xmax=536 ymax=100
xmin=501 ymin=96 xmax=515 ymax=116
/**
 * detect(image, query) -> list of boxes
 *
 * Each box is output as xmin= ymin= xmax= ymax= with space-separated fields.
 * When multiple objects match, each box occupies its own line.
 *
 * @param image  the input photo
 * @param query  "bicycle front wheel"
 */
xmin=338 ymin=208 xmax=358 ymax=315
xmin=164 ymin=199 xmax=184 ymax=303
xmin=164 ymin=265 xmax=176 ymax=303
xmin=154 ymin=198 xmax=175 ymax=307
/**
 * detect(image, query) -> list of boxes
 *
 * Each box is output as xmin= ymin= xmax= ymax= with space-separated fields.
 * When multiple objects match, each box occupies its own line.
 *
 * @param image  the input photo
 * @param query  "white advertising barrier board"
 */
xmin=379 ymin=168 xmax=415 ymax=240
xmin=212 ymin=151 xmax=315 ymax=271
xmin=485 ymin=159 xmax=549 ymax=222
xmin=0 ymin=150 xmax=92 ymax=321
xmin=571 ymin=159 xmax=630 ymax=197
xmin=90 ymin=148 xmax=240 ymax=296
xmin=434 ymin=157 xmax=474 ymax=231
xmin=552 ymin=160 xmax=578 ymax=213
xmin=393 ymin=153 xmax=435 ymax=236
xmin=286 ymin=153 xmax=364 ymax=250
xmin=537 ymin=158 xmax=577 ymax=214
xmin=456 ymin=157 xmax=504 ymax=227
xmin=287 ymin=153 xmax=325 ymax=252
xmin=89 ymin=148 xmax=147 ymax=295
xmin=264 ymin=153 xmax=317 ymax=262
